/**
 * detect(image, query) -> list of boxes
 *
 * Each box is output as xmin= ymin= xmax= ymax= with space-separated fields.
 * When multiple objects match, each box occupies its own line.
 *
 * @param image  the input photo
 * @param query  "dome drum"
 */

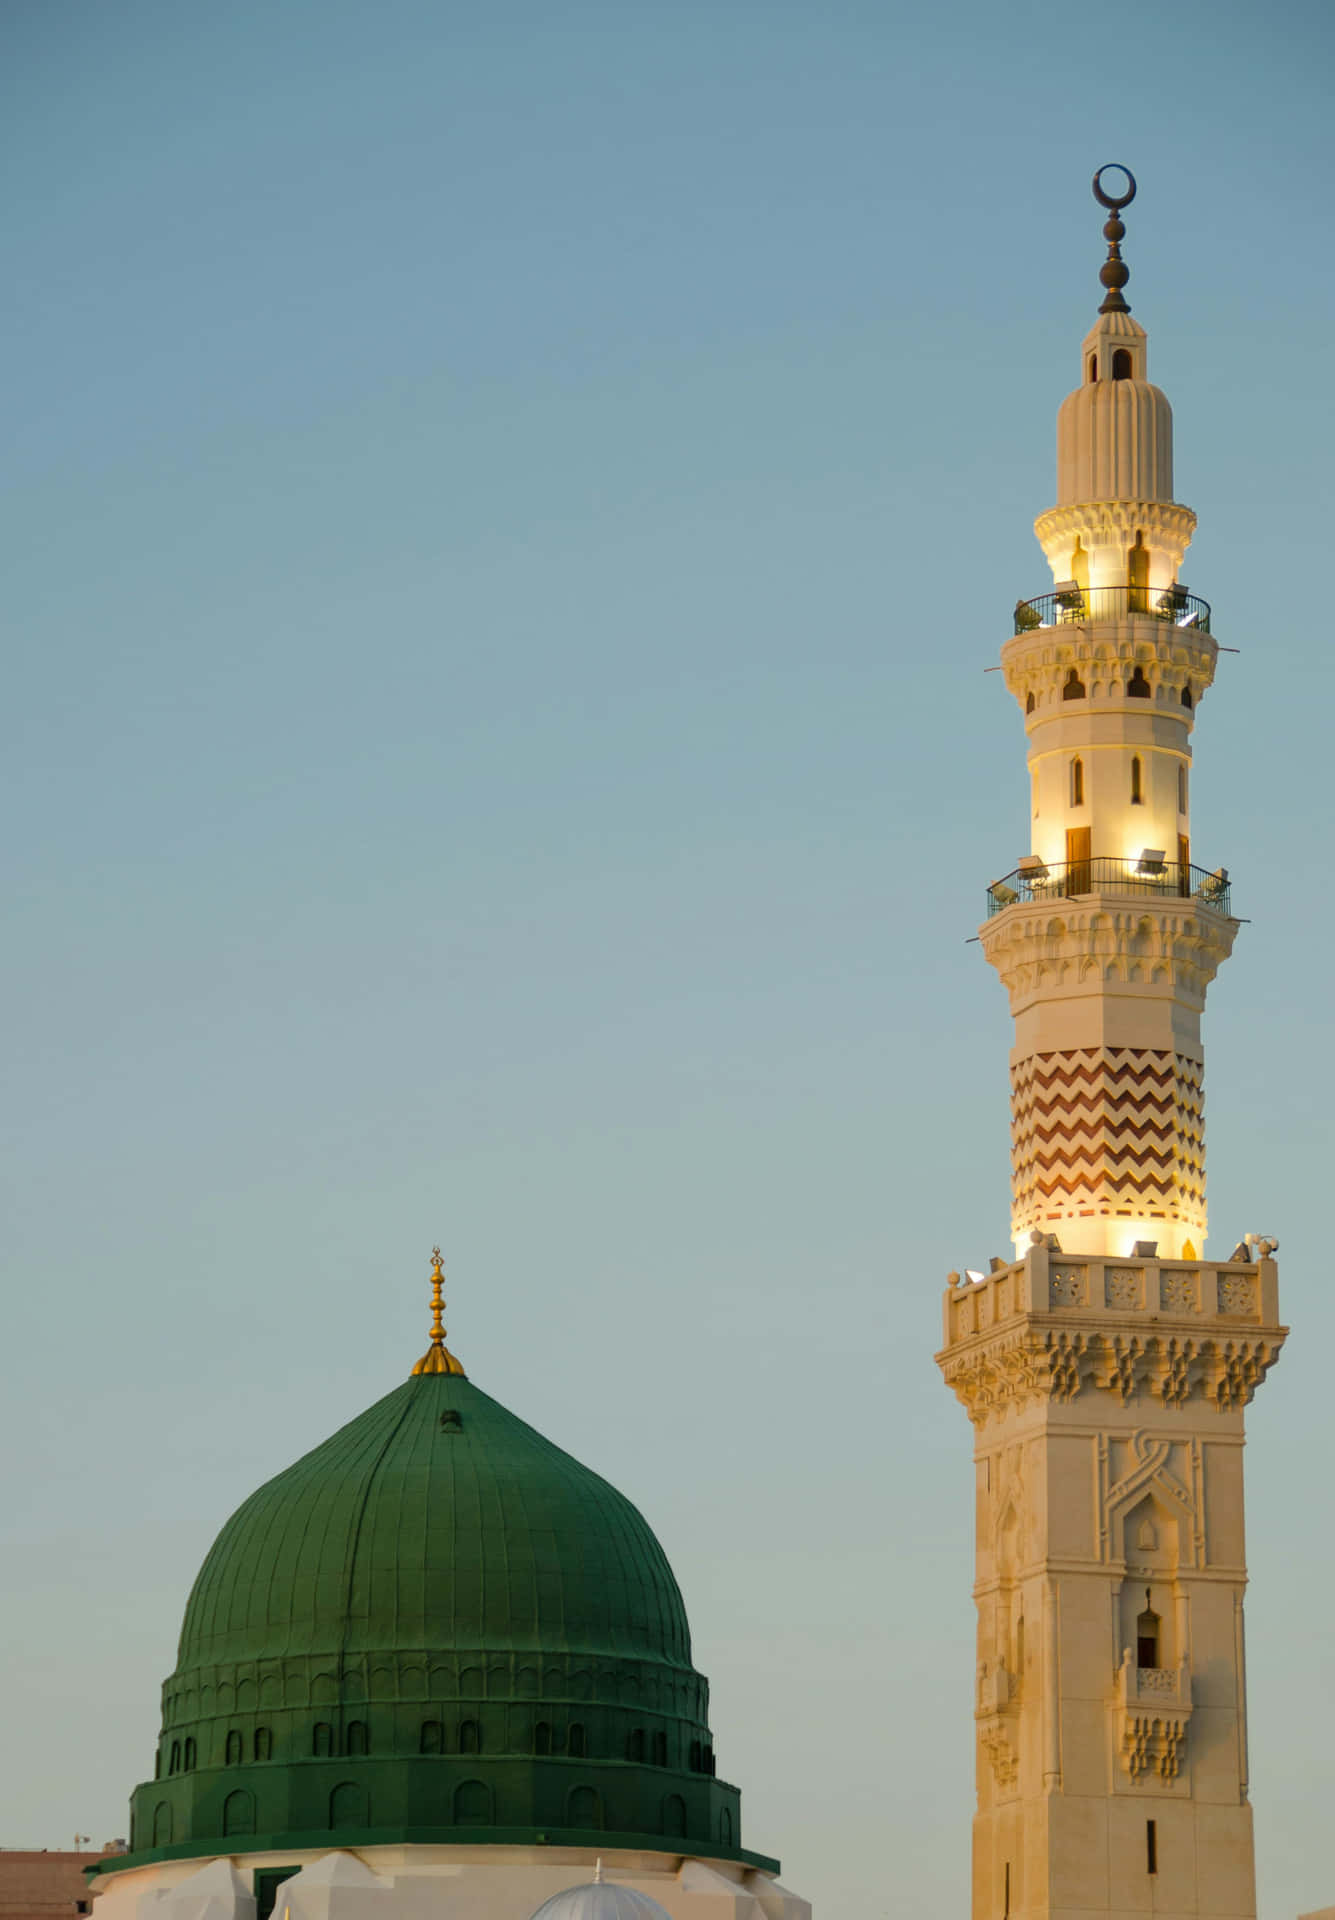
xmin=128 ymin=1755 xmax=749 ymax=1866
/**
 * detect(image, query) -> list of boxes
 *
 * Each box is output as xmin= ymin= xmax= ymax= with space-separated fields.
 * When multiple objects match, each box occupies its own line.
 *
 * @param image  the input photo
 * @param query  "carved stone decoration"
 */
xmin=1114 ymin=1652 xmax=1192 ymax=1783
xmin=1050 ymin=1267 xmax=1086 ymax=1308
xmin=980 ymin=1721 xmax=1019 ymax=1789
xmin=1218 ymin=1274 xmax=1257 ymax=1316
xmin=938 ymin=1318 xmax=1284 ymax=1426
xmin=1121 ymin=1710 xmax=1189 ymax=1783
xmin=1106 ymin=1268 xmax=1143 ymax=1310
xmin=1162 ymin=1271 xmax=1199 ymax=1313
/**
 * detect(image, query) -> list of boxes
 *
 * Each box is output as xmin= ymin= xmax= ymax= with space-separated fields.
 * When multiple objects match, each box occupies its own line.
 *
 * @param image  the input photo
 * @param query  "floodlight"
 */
xmin=1137 ymin=849 xmax=1166 ymax=875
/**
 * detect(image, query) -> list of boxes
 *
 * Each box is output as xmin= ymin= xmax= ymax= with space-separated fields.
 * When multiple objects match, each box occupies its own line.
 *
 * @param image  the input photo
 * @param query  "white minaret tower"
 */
xmin=937 ymin=169 xmax=1287 ymax=1920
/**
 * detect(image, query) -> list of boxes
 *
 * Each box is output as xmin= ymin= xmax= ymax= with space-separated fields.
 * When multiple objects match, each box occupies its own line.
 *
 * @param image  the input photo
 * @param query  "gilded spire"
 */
xmin=1093 ymin=163 xmax=1136 ymax=315
xmin=411 ymin=1245 xmax=466 ymax=1376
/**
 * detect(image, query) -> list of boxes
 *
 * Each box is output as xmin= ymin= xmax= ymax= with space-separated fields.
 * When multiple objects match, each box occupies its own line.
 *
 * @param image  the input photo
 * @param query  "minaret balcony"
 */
xmin=1013 ymin=585 xmax=1212 ymax=635
xmin=986 ymin=856 xmax=1231 ymax=919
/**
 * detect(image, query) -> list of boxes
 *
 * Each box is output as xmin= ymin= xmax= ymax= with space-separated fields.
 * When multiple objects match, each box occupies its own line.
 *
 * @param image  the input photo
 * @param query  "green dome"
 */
xmin=125 ymin=1369 xmax=762 ymax=1871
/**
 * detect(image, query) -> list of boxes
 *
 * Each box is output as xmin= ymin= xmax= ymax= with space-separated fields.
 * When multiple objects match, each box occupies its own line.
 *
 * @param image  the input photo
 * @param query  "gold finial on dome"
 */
xmin=411 ymin=1245 xmax=466 ymax=1376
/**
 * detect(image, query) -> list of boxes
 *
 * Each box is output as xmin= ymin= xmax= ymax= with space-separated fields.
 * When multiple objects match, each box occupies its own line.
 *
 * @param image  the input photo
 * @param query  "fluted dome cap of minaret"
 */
xmin=123 ymin=1253 xmax=756 ymax=1871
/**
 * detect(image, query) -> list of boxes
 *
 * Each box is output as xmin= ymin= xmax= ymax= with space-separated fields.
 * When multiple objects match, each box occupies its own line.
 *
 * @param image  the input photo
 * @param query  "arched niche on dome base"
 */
xmin=330 ymin=1782 xmax=369 ymax=1831
xmin=453 ymin=1779 xmax=492 ymax=1825
xmin=565 ymin=1785 xmax=603 ymax=1831
xmin=222 ymin=1790 xmax=255 ymax=1838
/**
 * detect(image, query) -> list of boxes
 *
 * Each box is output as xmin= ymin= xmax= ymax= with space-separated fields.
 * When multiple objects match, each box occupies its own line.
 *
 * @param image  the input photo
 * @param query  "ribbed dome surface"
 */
xmin=530 ymin=1884 xmax=673 ymax=1920
xmin=178 ymin=1372 xmax=691 ymax=1670
xmin=1056 ymin=377 xmax=1173 ymax=505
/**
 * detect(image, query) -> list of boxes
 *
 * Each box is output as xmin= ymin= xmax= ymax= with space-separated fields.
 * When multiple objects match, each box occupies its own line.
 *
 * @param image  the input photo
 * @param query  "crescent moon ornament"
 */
xmin=1093 ymin=164 xmax=1136 ymax=212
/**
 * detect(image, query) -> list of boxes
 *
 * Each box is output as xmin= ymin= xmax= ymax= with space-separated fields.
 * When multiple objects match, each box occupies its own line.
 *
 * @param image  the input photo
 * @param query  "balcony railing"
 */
xmin=1013 ymin=586 xmax=1212 ymax=635
xmin=985 ymin=857 xmax=1232 ymax=919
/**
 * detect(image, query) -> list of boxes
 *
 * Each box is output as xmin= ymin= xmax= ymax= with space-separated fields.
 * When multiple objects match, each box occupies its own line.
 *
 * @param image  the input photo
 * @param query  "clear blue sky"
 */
xmin=3 ymin=2 xmax=1333 ymax=1915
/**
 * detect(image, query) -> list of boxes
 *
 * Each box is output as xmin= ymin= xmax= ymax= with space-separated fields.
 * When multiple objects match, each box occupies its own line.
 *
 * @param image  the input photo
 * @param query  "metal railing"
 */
xmin=985 ymin=857 xmax=1232 ymax=918
xmin=1013 ymin=586 xmax=1212 ymax=635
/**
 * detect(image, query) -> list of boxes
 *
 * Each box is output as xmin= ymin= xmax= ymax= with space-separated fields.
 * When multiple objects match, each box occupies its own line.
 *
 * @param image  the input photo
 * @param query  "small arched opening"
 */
xmin=419 ymin=1720 xmax=443 ymax=1755
xmin=346 ymin=1721 xmax=368 ymax=1757
xmin=661 ymin=1794 xmax=687 ymax=1838
xmin=222 ymin=1790 xmax=256 ymax=1838
xmin=1127 ymin=666 xmax=1151 ymax=699
xmin=1062 ymin=667 xmax=1086 ymax=702
xmin=454 ymin=1779 xmax=493 ymax=1825
xmin=253 ymin=1727 xmax=271 ymax=1762
xmin=1130 ymin=756 xmax=1143 ymax=805
xmin=626 ymin=1728 xmax=645 ymax=1763
xmin=1087 ymin=353 xmax=1098 ymax=383
xmin=534 ymin=1722 xmax=552 ymax=1755
xmin=1178 ymin=765 xmax=1188 ymax=813
xmin=329 ymin=1782 xmax=369 ymax=1831
xmin=568 ymin=1723 xmax=586 ymax=1758
xmin=1113 ymin=348 xmax=1133 ymax=380
xmin=1026 ymin=690 xmax=1035 ymax=714
xmin=1181 ymin=681 xmax=1193 ymax=709
xmin=1136 ymin=1599 xmax=1162 ymax=1670
xmin=1070 ymin=757 xmax=1084 ymax=807
xmin=312 ymin=1723 xmax=333 ymax=1758
xmin=459 ymin=1719 xmax=481 ymax=1755
xmin=566 ymin=1785 xmax=603 ymax=1831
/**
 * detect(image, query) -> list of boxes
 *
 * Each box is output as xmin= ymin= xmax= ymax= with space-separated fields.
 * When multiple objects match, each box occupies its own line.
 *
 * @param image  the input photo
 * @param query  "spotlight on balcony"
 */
xmin=989 ymin=1256 xmax=1009 ymax=1274
xmin=1158 ymin=583 xmax=1189 ymax=615
xmin=965 ymin=1269 xmax=986 ymax=1284
xmin=1228 ymin=1241 xmax=1252 ymax=1264
xmin=1137 ymin=848 xmax=1167 ymax=875
xmin=1053 ymin=578 xmax=1083 ymax=612
xmin=990 ymin=881 xmax=1019 ymax=907
xmin=1132 ymin=1240 xmax=1158 ymax=1257
xmin=1017 ymin=853 xmax=1048 ymax=877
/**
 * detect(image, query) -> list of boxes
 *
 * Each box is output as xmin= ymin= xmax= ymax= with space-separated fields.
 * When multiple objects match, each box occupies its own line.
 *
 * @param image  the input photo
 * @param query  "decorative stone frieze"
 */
xmin=1000 ymin=616 xmax=1217 ymax=718
xmin=937 ymin=1249 xmax=1285 ymax=1427
xmin=980 ymin=900 xmax=1238 ymax=1019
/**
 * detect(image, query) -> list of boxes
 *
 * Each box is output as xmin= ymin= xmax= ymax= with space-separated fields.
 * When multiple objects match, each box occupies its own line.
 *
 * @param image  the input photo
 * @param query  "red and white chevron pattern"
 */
xmin=1011 ymin=1048 xmax=1205 ymax=1238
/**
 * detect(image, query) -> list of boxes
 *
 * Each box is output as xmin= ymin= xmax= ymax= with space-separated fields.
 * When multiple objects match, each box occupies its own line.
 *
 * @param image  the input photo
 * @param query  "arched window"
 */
xmin=254 ymin=1727 xmax=272 ymax=1762
xmin=183 ymin=1738 xmax=196 ymax=1771
xmin=1130 ymin=756 xmax=1143 ymax=804
xmin=459 ymin=1719 xmax=481 ymax=1755
xmin=329 ymin=1782 xmax=369 ymax=1831
xmin=568 ymin=1723 xmax=586 ymax=1759
xmin=154 ymin=1751 xmax=162 ymax=1780
xmin=1127 ymin=666 xmax=1151 ymax=698
xmin=1026 ymin=690 xmax=1035 ymax=714
xmin=419 ymin=1720 xmax=443 ymax=1755
xmin=661 ymin=1793 xmax=687 ymax=1838
xmin=1178 ymin=765 xmax=1188 ymax=813
xmin=1070 ymin=539 xmax=1089 ymax=592
xmin=346 ymin=1720 xmax=368 ymax=1757
xmin=566 ymin=1785 xmax=603 ymax=1831
xmin=1062 ymin=667 xmax=1086 ymax=701
xmin=626 ymin=1728 xmax=645 ymax=1763
xmin=1070 ymin=758 xmax=1084 ymax=807
xmin=1127 ymin=533 xmax=1150 ymax=611
xmin=719 ymin=1807 xmax=733 ymax=1845
xmin=1136 ymin=1602 xmax=1162 ymax=1669
xmin=704 ymin=1745 xmax=716 ymax=1776
xmin=152 ymin=1803 xmax=173 ymax=1848
xmin=225 ymin=1730 xmax=242 ymax=1766
xmin=169 ymin=1741 xmax=181 ymax=1775
xmin=651 ymin=1730 xmax=667 ymax=1767
xmin=689 ymin=1739 xmax=703 ymax=1773
xmin=1087 ymin=353 xmax=1098 ymax=383
xmin=222 ymin=1790 xmax=256 ymax=1838
xmin=313 ymin=1723 xmax=333 ymax=1758
xmin=534 ymin=1722 xmax=551 ymax=1756
xmin=1181 ymin=681 xmax=1193 ymax=709
xmin=454 ymin=1779 xmax=492 ymax=1825
xmin=1015 ymin=1615 xmax=1025 ymax=1684
xmin=1113 ymin=348 xmax=1133 ymax=380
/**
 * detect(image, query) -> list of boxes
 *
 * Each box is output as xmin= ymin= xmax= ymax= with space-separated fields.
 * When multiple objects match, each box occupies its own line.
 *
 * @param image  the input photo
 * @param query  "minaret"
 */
xmin=937 ymin=169 xmax=1287 ymax=1920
